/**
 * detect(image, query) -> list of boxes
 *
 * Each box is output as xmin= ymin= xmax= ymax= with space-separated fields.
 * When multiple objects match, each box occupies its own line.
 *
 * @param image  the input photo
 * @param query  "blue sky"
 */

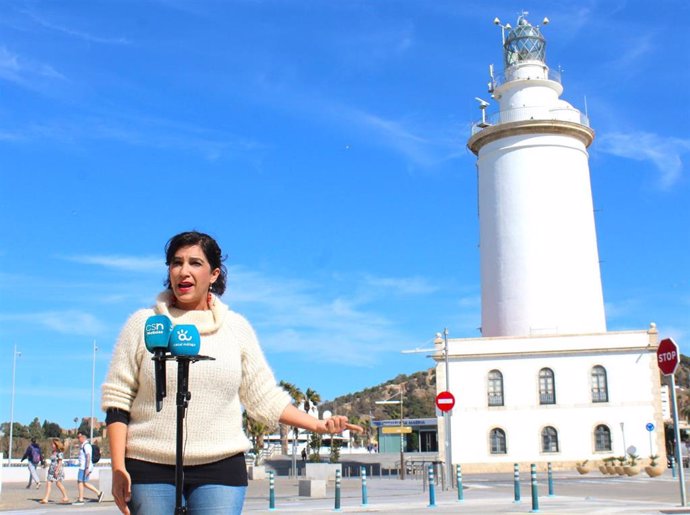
xmin=0 ymin=0 xmax=688 ymax=430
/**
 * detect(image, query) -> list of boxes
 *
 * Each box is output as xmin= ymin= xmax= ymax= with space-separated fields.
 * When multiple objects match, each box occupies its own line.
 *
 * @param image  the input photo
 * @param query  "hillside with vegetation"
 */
xmin=319 ymin=368 xmax=437 ymax=422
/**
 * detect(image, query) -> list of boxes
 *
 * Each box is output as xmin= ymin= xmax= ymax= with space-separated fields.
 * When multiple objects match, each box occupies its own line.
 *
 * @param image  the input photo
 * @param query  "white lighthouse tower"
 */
xmin=430 ymin=14 xmax=664 ymax=475
xmin=468 ymin=14 xmax=606 ymax=338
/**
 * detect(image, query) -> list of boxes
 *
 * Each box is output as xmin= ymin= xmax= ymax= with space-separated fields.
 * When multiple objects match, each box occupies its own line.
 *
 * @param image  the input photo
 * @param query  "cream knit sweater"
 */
xmin=101 ymin=291 xmax=291 ymax=466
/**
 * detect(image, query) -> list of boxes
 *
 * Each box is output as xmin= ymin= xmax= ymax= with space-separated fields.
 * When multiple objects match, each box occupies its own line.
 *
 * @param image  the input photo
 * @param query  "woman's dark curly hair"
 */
xmin=164 ymin=231 xmax=228 ymax=296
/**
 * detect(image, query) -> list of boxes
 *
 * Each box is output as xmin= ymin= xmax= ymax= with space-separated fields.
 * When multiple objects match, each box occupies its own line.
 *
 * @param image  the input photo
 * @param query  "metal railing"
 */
xmin=488 ymin=394 xmax=504 ymax=406
xmin=471 ymin=105 xmax=590 ymax=135
xmin=539 ymin=393 xmax=556 ymax=405
xmin=591 ymin=391 xmax=609 ymax=403
xmin=246 ymin=443 xmax=281 ymax=466
xmin=491 ymin=67 xmax=562 ymax=90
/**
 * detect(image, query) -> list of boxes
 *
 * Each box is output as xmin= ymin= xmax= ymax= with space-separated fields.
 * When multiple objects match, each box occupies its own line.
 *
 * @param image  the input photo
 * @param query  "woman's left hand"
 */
xmin=316 ymin=416 xmax=364 ymax=434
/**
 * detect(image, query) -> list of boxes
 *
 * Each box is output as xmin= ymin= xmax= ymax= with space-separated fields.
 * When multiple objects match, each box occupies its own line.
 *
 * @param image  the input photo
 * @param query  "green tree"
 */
xmin=28 ymin=417 xmax=43 ymax=440
xmin=78 ymin=418 xmax=91 ymax=435
xmin=329 ymin=436 xmax=341 ymax=463
xmin=42 ymin=420 xmax=63 ymax=438
xmin=308 ymin=432 xmax=323 ymax=462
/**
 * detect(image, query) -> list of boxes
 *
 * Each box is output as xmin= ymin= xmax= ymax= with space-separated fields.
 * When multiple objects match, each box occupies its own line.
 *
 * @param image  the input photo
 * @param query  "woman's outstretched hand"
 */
xmin=316 ymin=415 xmax=364 ymax=434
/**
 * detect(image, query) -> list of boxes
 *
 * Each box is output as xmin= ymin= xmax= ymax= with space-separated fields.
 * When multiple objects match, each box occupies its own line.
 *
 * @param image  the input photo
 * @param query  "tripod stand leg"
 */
xmin=175 ymin=359 xmax=191 ymax=514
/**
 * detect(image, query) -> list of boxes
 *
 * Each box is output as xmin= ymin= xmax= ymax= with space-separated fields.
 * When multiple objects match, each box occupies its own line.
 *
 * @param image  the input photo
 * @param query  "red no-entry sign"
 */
xmin=657 ymin=338 xmax=680 ymax=376
xmin=435 ymin=391 xmax=455 ymax=412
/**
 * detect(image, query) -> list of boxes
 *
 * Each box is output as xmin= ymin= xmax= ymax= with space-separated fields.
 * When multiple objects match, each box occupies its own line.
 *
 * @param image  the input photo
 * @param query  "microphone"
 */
xmin=169 ymin=325 xmax=201 ymax=356
xmin=165 ymin=323 xmax=214 ymax=514
xmin=144 ymin=315 xmax=173 ymax=412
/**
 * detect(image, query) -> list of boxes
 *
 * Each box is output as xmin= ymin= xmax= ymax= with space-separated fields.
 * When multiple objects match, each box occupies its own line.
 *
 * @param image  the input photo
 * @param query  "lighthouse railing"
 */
xmin=471 ymin=105 xmax=590 ymax=135
xmin=492 ymin=67 xmax=562 ymax=90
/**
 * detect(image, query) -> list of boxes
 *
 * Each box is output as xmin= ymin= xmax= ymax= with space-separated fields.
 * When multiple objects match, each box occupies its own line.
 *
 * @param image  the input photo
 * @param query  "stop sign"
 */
xmin=435 ymin=391 xmax=455 ymax=412
xmin=657 ymin=337 xmax=680 ymax=376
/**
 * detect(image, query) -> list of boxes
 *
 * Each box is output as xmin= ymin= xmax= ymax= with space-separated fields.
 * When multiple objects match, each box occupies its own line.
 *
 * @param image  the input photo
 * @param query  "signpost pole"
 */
xmin=657 ymin=337 xmax=686 ymax=507
xmin=442 ymin=329 xmax=453 ymax=490
xmin=669 ymin=373 xmax=687 ymax=506
xmin=646 ymin=423 xmax=655 ymax=457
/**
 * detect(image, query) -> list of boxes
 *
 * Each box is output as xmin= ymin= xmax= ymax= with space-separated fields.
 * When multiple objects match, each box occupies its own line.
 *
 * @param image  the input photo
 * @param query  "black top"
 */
xmin=126 ymin=454 xmax=248 ymax=486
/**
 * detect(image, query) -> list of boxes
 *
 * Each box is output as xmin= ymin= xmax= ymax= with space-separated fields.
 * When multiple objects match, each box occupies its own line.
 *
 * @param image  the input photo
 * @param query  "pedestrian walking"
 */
xmin=20 ymin=438 xmax=43 ymax=489
xmin=73 ymin=431 xmax=104 ymax=505
xmin=40 ymin=438 xmax=70 ymax=504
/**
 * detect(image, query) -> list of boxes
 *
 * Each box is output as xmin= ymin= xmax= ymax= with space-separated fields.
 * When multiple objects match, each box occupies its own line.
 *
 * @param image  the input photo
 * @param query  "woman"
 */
xmin=102 ymin=231 xmax=360 ymax=515
xmin=39 ymin=439 xmax=69 ymax=504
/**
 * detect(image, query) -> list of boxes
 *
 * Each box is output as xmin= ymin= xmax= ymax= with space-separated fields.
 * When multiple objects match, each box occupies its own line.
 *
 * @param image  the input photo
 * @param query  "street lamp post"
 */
xmin=376 ymin=384 xmax=405 ymax=480
xmin=73 ymin=417 xmax=79 ymax=459
xmin=434 ymin=329 xmax=454 ymax=489
xmin=90 ymin=340 xmax=98 ymax=440
xmin=8 ymin=344 xmax=21 ymax=465
xmin=402 ymin=329 xmax=454 ymax=489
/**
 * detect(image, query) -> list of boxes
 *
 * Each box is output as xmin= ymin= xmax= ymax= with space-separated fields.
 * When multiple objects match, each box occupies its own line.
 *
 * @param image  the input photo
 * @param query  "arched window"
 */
xmin=539 ymin=368 xmax=556 ymax=405
xmin=591 ymin=366 xmax=609 ymax=403
xmin=490 ymin=428 xmax=507 ymax=454
xmin=595 ymin=425 xmax=612 ymax=451
xmin=541 ymin=426 xmax=559 ymax=453
xmin=488 ymin=370 xmax=504 ymax=406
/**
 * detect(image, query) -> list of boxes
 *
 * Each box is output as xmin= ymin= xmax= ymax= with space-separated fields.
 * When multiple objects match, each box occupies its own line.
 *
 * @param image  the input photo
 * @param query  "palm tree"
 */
xmin=303 ymin=388 xmax=322 ymax=459
xmin=304 ymin=388 xmax=321 ymax=415
xmin=355 ymin=415 xmax=375 ymax=448
xmin=243 ymin=412 xmax=269 ymax=465
xmin=279 ymin=380 xmax=304 ymax=455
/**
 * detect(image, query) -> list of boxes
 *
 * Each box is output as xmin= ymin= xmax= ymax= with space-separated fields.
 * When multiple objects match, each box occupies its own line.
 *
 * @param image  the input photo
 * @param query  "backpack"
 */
xmin=30 ymin=446 xmax=41 ymax=464
xmin=91 ymin=443 xmax=101 ymax=464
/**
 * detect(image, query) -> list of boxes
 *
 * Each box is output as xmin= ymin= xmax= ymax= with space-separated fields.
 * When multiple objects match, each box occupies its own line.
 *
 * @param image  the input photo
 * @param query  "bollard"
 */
xmin=428 ymin=465 xmax=437 ymax=508
xmin=268 ymin=470 xmax=276 ymax=511
xmin=547 ymin=462 xmax=554 ymax=497
xmin=334 ymin=469 xmax=342 ymax=512
xmin=513 ymin=463 xmax=521 ymax=503
xmin=456 ymin=464 xmax=464 ymax=502
xmin=530 ymin=464 xmax=539 ymax=513
xmin=361 ymin=466 xmax=369 ymax=506
xmin=672 ymin=456 xmax=677 ymax=479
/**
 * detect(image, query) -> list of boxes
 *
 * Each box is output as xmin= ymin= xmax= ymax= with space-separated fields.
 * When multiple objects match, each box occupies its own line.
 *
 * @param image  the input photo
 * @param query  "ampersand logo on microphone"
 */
xmin=176 ymin=329 xmax=193 ymax=342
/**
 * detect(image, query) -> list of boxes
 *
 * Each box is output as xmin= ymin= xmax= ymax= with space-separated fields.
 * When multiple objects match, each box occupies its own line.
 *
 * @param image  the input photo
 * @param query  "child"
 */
xmin=39 ymin=439 xmax=70 ymax=504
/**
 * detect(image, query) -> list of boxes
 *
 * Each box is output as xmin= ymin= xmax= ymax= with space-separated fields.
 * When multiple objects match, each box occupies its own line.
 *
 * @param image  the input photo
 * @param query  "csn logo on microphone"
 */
xmin=145 ymin=322 xmax=167 ymax=335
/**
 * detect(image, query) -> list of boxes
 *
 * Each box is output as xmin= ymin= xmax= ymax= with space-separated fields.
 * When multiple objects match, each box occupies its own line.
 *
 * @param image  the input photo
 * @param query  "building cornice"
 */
xmin=434 ymin=345 xmax=656 ymax=362
xmin=467 ymin=119 xmax=595 ymax=155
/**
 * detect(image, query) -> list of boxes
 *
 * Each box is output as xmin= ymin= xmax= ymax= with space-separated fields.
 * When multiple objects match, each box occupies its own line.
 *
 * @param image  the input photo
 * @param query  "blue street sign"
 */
xmin=646 ymin=422 xmax=655 ymax=432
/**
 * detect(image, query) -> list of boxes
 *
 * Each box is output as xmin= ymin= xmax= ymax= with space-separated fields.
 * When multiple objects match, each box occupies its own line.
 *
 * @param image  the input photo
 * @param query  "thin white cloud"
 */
xmin=362 ymin=274 xmax=439 ymax=295
xmin=609 ymin=34 xmax=653 ymax=71
xmin=23 ymin=10 xmax=130 ymax=45
xmin=0 ymin=310 xmax=106 ymax=336
xmin=12 ymin=113 xmax=265 ymax=161
xmin=597 ymin=131 xmax=690 ymax=189
xmin=227 ymin=266 xmax=430 ymax=365
xmin=250 ymin=75 xmax=460 ymax=168
xmin=60 ymin=254 xmax=162 ymax=272
xmin=335 ymin=105 xmax=462 ymax=168
xmin=0 ymin=46 xmax=65 ymax=88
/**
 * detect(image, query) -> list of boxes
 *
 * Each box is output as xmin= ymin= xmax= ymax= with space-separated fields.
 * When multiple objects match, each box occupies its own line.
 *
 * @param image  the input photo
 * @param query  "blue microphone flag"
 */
xmin=144 ymin=315 xmax=173 ymax=352
xmin=169 ymin=325 xmax=201 ymax=356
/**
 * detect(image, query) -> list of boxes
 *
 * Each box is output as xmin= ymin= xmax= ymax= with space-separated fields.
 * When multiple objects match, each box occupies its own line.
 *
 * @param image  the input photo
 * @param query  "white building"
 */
xmin=436 ymin=14 xmax=665 ymax=473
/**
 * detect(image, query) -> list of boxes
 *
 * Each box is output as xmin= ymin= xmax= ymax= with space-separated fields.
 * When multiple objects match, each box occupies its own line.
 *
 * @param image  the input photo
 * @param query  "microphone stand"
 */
xmin=167 ymin=355 xmax=215 ymax=515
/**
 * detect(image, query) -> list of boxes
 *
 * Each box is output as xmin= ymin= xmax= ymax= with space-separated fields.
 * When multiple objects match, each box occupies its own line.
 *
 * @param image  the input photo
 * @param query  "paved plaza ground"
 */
xmin=3 ymin=468 xmax=690 ymax=514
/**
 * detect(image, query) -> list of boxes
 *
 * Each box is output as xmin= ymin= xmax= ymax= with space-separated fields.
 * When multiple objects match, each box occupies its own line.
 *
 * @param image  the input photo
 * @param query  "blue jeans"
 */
xmin=129 ymin=483 xmax=246 ymax=515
